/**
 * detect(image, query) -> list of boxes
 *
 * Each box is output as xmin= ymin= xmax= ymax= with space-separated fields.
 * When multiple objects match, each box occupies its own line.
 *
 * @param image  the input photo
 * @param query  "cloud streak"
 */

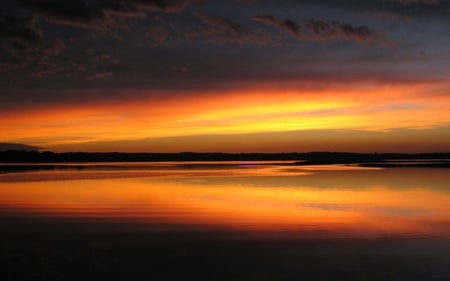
xmin=192 ymin=13 xmax=263 ymax=43
xmin=85 ymin=71 xmax=113 ymax=81
xmin=253 ymin=14 xmax=381 ymax=43
xmin=0 ymin=16 xmax=42 ymax=45
xmin=304 ymin=19 xmax=380 ymax=42
xmin=15 ymin=0 xmax=204 ymax=31
xmin=390 ymin=0 xmax=439 ymax=5
xmin=252 ymin=14 xmax=307 ymax=40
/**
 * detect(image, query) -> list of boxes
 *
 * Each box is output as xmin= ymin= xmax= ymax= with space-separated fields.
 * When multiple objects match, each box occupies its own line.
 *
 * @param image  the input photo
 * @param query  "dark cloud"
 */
xmin=304 ymin=19 xmax=380 ymax=43
xmin=12 ymin=0 xmax=204 ymax=32
xmin=276 ymin=0 xmax=449 ymax=18
xmin=370 ymin=11 xmax=406 ymax=20
xmin=0 ymin=15 xmax=42 ymax=45
xmin=0 ymin=15 xmax=43 ymax=70
xmin=127 ymin=0 xmax=205 ymax=13
xmin=17 ymin=0 xmax=110 ymax=30
xmin=280 ymin=0 xmax=442 ymax=7
xmin=192 ymin=13 xmax=256 ymax=43
xmin=252 ymin=14 xmax=307 ymax=40
xmin=252 ymin=14 xmax=381 ymax=43
xmin=390 ymin=0 xmax=439 ymax=5
xmin=337 ymin=23 xmax=379 ymax=43
xmin=238 ymin=0 xmax=259 ymax=3
xmin=85 ymin=71 xmax=113 ymax=81
xmin=143 ymin=16 xmax=177 ymax=46
xmin=1 ymin=0 xmax=449 ymax=94
xmin=0 ymin=142 xmax=41 ymax=151
xmin=44 ymin=38 xmax=67 ymax=56
xmin=146 ymin=25 xmax=171 ymax=45
xmin=0 ymin=0 xmax=205 ymax=70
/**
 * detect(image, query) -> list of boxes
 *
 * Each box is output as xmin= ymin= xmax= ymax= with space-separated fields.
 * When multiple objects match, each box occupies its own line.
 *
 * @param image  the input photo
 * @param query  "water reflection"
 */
xmin=0 ymin=163 xmax=449 ymax=238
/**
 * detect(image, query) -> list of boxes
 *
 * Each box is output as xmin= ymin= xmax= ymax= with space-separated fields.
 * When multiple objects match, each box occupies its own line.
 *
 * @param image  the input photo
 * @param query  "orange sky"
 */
xmin=1 ymin=0 xmax=450 ymax=153
xmin=1 ymin=81 xmax=449 ymax=152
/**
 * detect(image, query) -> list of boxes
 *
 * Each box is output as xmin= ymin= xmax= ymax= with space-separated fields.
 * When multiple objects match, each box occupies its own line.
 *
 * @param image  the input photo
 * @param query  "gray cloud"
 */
xmin=192 ymin=13 xmax=257 ymax=43
xmin=17 ymin=0 xmax=111 ymax=30
xmin=13 ymin=0 xmax=204 ymax=32
xmin=146 ymin=25 xmax=172 ymax=45
xmin=252 ymin=14 xmax=307 ymax=40
xmin=304 ymin=19 xmax=380 ymax=43
xmin=252 ymin=14 xmax=381 ymax=43
xmin=279 ymin=0 xmax=442 ymax=7
xmin=128 ymin=0 xmax=205 ymax=13
xmin=0 ymin=142 xmax=42 ymax=151
xmin=85 ymin=71 xmax=113 ymax=81
xmin=251 ymin=0 xmax=447 ymax=26
xmin=0 ymin=0 xmax=205 ymax=70
xmin=0 ymin=15 xmax=42 ymax=45
xmin=43 ymin=38 xmax=67 ymax=56
xmin=390 ymin=0 xmax=439 ymax=5
xmin=1 ymin=0 xmax=448 ymax=93
xmin=238 ymin=0 xmax=259 ymax=3
xmin=0 ymin=19 xmax=71 ymax=73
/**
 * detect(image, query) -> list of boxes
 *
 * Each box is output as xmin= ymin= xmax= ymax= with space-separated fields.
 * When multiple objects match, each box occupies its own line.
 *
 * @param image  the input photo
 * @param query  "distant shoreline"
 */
xmin=0 ymin=150 xmax=449 ymax=168
xmin=295 ymin=160 xmax=450 ymax=168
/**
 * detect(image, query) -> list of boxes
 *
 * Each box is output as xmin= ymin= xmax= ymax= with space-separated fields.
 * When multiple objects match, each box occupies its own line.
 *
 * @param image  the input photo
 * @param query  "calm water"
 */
xmin=1 ymin=162 xmax=449 ymax=281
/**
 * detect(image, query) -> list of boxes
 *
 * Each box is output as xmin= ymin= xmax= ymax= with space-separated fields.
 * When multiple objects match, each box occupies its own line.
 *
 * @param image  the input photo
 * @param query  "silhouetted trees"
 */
xmin=0 ymin=150 xmax=449 ymax=163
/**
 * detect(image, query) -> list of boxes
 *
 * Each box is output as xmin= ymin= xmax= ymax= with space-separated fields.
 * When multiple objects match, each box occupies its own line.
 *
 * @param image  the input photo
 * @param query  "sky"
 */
xmin=1 ymin=0 xmax=449 ymax=153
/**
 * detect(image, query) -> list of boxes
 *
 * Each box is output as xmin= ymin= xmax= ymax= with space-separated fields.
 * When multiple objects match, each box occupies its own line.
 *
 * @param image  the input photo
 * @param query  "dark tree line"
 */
xmin=1 ymin=150 xmax=449 ymax=163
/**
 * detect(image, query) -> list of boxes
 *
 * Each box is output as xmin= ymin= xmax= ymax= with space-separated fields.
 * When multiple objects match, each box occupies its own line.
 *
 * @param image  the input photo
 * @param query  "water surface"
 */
xmin=1 ymin=162 xmax=449 ymax=280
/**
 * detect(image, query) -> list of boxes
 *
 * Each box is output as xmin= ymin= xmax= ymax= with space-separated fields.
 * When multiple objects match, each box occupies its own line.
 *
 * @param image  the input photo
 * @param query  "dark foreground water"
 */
xmin=1 ymin=162 xmax=449 ymax=281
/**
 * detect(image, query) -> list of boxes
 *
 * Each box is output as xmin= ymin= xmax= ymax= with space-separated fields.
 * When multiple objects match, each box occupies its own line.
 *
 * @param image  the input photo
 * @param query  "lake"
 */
xmin=1 ymin=162 xmax=449 ymax=281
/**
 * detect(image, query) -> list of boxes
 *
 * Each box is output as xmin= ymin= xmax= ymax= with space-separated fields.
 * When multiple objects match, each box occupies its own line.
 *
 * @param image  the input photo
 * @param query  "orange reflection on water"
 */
xmin=1 ymin=170 xmax=450 ymax=237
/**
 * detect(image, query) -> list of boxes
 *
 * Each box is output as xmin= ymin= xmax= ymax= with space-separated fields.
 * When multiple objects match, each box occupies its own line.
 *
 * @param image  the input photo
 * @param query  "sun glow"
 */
xmin=0 ymin=82 xmax=449 ymax=151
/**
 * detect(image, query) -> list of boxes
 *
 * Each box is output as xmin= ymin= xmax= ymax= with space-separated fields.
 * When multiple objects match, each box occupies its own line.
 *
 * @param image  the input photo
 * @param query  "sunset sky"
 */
xmin=1 ymin=0 xmax=449 ymax=152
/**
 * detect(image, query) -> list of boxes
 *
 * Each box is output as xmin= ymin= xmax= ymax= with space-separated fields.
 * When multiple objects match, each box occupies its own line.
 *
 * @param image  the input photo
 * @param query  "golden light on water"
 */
xmin=1 ymin=166 xmax=450 ymax=236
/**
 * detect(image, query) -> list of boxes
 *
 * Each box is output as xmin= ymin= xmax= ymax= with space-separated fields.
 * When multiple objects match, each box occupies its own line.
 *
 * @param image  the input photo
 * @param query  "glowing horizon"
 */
xmin=1 ymin=82 xmax=449 ymax=152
